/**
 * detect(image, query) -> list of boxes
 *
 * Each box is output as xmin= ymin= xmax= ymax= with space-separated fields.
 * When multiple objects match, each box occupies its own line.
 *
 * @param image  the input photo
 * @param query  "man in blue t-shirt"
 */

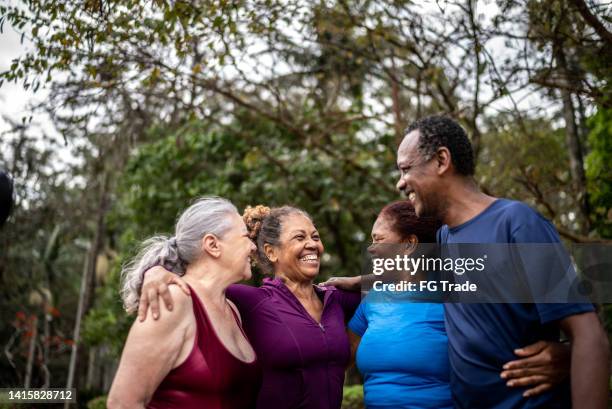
xmin=395 ymin=115 xmax=609 ymax=409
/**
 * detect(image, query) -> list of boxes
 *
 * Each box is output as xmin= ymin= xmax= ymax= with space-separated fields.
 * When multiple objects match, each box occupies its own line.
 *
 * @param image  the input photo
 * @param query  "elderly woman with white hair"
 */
xmin=107 ymin=197 xmax=260 ymax=409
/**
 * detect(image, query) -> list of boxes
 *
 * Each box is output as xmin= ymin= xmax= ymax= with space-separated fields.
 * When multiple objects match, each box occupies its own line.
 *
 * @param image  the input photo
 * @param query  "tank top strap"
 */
xmin=186 ymin=284 xmax=216 ymax=343
xmin=227 ymin=303 xmax=249 ymax=340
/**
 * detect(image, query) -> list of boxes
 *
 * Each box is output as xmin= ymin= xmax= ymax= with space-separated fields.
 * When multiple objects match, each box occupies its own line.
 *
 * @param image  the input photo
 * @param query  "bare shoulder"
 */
xmin=166 ymin=284 xmax=192 ymax=312
xmin=134 ymin=285 xmax=193 ymax=334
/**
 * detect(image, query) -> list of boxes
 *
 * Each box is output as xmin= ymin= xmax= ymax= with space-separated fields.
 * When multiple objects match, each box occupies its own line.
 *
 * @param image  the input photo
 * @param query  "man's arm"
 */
xmin=560 ymin=311 xmax=609 ymax=409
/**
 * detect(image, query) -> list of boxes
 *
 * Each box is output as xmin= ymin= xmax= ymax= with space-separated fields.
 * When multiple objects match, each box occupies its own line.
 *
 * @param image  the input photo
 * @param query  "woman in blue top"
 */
xmin=327 ymin=201 xmax=572 ymax=409
xmin=346 ymin=201 xmax=451 ymax=409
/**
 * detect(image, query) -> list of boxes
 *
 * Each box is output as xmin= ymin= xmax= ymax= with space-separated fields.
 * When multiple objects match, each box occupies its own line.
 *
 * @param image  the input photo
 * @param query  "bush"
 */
xmin=87 ymin=395 xmax=107 ymax=409
xmin=342 ymin=384 xmax=364 ymax=409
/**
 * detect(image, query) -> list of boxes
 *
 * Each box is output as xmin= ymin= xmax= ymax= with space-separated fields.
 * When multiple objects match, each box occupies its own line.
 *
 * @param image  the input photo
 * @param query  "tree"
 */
xmin=585 ymin=107 xmax=612 ymax=239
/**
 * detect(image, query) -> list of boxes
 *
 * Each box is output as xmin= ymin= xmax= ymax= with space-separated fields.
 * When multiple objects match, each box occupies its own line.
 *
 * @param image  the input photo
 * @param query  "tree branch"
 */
xmin=569 ymin=0 xmax=612 ymax=45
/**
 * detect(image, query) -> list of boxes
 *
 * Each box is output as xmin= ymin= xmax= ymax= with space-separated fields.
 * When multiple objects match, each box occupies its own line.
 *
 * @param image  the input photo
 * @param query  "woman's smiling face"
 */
xmin=268 ymin=213 xmax=324 ymax=282
xmin=368 ymin=214 xmax=406 ymax=259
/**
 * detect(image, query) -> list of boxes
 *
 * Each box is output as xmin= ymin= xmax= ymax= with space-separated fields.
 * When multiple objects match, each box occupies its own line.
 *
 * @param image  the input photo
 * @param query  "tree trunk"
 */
xmin=41 ymin=311 xmax=50 ymax=388
xmin=24 ymin=316 xmax=38 ymax=388
xmin=468 ymin=0 xmax=482 ymax=163
xmin=65 ymin=251 xmax=90 ymax=408
xmin=575 ymin=93 xmax=590 ymax=152
xmin=390 ymin=60 xmax=405 ymax=146
xmin=555 ymin=46 xmax=590 ymax=233
xmin=65 ymin=173 xmax=109 ymax=407
xmin=86 ymin=346 xmax=97 ymax=390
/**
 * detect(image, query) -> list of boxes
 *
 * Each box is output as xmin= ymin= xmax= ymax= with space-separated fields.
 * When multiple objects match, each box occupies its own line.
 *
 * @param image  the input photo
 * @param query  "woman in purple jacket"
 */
xmin=142 ymin=205 xmax=361 ymax=409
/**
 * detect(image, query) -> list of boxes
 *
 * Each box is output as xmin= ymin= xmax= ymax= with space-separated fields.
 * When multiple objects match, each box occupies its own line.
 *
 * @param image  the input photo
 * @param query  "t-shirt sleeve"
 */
xmin=226 ymin=284 xmax=266 ymax=317
xmin=336 ymin=288 xmax=362 ymax=320
xmin=510 ymin=207 xmax=595 ymax=324
xmin=510 ymin=209 xmax=561 ymax=244
xmin=536 ymin=303 xmax=594 ymax=324
xmin=347 ymin=300 xmax=368 ymax=337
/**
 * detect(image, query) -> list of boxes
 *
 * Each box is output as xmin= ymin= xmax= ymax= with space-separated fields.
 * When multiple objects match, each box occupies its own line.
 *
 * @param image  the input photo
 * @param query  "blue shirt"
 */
xmin=348 ymin=291 xmax=452 ymax=409
xmin=439 ymin=199 xmax=594 ymax=409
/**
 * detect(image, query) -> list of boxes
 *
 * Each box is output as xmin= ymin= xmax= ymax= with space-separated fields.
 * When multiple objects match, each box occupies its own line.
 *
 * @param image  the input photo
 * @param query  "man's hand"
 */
xmin=138 ymin=266 xmax=190 ymax=322
xmin=319 ymin=276 xmax=361 ymax=292
xmin=500 ymin=340 xmax=570 ymax=398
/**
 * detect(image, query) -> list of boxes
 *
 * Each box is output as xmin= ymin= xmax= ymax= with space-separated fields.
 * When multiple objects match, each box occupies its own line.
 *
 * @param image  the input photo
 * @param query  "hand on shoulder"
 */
xmin=136 ymin=284 xmax=192 ymax=332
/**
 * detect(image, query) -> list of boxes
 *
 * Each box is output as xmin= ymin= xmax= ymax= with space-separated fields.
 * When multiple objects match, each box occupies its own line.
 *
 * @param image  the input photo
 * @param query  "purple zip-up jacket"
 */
xmin=226 ymin=277 xmax=361 ymax=409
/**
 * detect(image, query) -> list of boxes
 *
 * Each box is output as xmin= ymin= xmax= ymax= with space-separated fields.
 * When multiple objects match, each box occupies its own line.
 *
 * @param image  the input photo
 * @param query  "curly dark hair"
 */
xmin=404 ymin=115 xmax=475 ymax=176
xmin=380 ymin=201 xmax=441 ymax=243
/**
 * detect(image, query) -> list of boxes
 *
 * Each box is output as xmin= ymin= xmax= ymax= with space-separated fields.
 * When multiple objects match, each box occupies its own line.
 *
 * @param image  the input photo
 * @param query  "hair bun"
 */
xmin=243 ymin=205 xmax=271 ymax=241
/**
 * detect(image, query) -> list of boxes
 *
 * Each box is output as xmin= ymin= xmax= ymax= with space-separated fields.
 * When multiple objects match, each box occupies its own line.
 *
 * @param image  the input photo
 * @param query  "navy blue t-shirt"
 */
xmin=438 ymin=199 xmax=594 ymax=409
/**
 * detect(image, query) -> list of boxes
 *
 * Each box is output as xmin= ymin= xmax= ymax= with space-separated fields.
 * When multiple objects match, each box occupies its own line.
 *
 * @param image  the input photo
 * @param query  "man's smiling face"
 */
xmin=396 ymin=130 xmax=443 ymax=219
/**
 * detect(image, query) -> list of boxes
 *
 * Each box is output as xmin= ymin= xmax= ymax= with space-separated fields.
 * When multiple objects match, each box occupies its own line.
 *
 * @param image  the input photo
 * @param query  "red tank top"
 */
xmin=147 ymin=285 xmax=260 ymax=409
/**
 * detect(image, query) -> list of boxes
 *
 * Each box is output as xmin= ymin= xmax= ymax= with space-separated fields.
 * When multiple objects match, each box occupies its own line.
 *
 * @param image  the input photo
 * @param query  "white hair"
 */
xmin=120 ymin=196 xmax=238 ymax=313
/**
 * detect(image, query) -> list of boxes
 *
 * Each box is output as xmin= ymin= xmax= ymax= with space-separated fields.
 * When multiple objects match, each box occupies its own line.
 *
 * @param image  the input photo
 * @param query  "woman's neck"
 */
xmin=275 ymin=273 xmax=316 ymax=300
xmin=183 ymin=262 xmax=234 ymax=307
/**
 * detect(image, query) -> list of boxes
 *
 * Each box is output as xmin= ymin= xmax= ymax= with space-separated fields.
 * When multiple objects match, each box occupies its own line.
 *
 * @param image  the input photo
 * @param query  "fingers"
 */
xmin=137 ymin=288 xmax=150 ymax=322
xmin=158 ymin=282 xmax=172 ymax=311
xmin=501 ymin=366 xmax=552 ymax=380
xmin=319 ymin=277 xmax=338 ymax=287
xmin=522 ymin=383 xmax=552 ymax=398
xmin=503 ymin=356 xmax=540 ymax=370
xmin=513 ymin=340 xmax=547 ymax=357
xmin=504 ymin=347 xmax=553 ymax=370
xmin=503 ymin=374 xmax=546 ymax=388
xmin=148 ymin=287 xmax=161 ymax=320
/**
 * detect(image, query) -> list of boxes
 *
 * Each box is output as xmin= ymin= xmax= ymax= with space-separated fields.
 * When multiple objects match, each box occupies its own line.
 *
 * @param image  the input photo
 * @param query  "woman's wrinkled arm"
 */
xmin=108 ymin=286 xmax=192 ymax=408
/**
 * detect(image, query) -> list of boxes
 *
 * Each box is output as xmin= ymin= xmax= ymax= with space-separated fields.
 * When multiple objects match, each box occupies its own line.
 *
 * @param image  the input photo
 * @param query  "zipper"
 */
xmin=277 ymin=281 xmax=334 ymax=407
xmin=318 ymin=289 xmax=333 ymax=332
xmin=277 ymin=281 xmax=331 ymax=332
